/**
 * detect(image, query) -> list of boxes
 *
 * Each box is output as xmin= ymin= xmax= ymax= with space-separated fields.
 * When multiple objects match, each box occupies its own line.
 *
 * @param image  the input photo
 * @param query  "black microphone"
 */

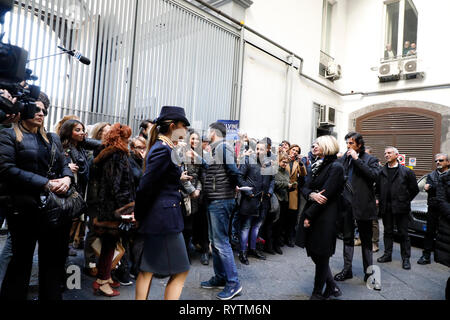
xmin=57 ymin=46 xmax=91 ymax=65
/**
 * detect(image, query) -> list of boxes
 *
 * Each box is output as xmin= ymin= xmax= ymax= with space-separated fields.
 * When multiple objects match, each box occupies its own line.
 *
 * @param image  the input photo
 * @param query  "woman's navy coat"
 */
xmin=135 ymin=140 xmax=184 ymax=235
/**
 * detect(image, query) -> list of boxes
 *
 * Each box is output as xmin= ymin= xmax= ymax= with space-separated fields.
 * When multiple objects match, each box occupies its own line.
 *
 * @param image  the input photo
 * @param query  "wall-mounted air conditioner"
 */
xmin=325 ymin=61 xmax=342 ymax=81
xmin=319 ymin=105 xmax=336 ymax=127
xmin=402 ymin=57 xmax=424 ymax=80
xmin=378 ymin=60 xmax=400 ymax=82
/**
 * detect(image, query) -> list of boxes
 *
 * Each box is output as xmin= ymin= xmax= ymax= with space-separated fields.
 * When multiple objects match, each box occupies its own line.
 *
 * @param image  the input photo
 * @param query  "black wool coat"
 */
xmin=436 ymin=172 xmax=450 ymax=267
xmin=338 ymin=152 xmax=380 ymax=221
xmin=376 ymin=164 xmax=419 ymax=215
xmin=296 ymin=156 xmax=345 ymax=258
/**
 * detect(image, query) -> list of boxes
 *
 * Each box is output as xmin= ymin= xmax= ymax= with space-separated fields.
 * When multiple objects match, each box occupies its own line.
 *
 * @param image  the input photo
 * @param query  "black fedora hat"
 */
xmin=154 ymin=106 xmax=190 ymax=127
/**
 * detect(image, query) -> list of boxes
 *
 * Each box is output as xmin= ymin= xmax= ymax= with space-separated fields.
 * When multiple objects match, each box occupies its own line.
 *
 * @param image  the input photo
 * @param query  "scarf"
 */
xmin=311 ymin=158 xmax=324 ymax=176
xmin=158 ymin=134 xmax=175 ymax=149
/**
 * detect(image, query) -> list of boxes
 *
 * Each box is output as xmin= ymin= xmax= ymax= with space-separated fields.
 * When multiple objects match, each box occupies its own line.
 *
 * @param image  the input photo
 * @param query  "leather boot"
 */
xmin=248 ymin=249 xmax=266 ymax=260
xmin=417 ymin=254 xmax=431 ymax=265
xmin=238 ymin=251 xmax=249 ymax=265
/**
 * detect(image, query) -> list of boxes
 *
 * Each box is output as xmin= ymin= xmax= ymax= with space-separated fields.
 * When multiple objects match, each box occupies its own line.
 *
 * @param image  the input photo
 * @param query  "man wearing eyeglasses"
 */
xmin=417 ymin=153 xmax=449 ymax=265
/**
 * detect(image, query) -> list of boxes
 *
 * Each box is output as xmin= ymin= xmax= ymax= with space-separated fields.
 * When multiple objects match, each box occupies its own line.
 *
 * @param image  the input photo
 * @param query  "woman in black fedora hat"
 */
xmin=134 ymin=106 xmax=193 ymax=300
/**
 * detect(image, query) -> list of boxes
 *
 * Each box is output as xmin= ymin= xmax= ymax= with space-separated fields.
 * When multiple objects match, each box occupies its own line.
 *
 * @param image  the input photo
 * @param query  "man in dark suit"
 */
xmin=334 ymin=132 xmax=380 ymax=286
xmin=376 ymin=146 xmax=419 ymax=270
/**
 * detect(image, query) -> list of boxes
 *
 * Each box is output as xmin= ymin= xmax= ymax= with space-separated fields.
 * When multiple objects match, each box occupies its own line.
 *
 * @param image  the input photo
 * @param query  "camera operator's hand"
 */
xmin=47 ymin=177 xmax=71 ymax=195
xmin=2 ymin=113 xmax=20 ymax=125
xmin=1 ymin=89 xmax=20 ymax=125
xmin=0 ymin=89 xmax=17 ymax=104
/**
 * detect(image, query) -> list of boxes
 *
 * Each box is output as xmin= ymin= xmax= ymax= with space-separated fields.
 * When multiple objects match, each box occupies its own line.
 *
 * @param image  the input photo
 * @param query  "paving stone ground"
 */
xmin=1 ymin=222 xmax=448 ymax=301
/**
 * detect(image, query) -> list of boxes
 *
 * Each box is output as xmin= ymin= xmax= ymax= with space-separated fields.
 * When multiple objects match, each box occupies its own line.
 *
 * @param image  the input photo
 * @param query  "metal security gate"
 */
xmin=130 ymin=0 xmax=241 ymax=132
xmin=3 ymin=0 xmax=240 ymax=134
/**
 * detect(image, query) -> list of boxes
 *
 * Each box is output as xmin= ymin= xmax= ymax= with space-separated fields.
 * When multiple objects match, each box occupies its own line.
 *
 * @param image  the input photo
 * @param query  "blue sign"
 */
xmin=218 ymin=120 xmax=240 ymax=141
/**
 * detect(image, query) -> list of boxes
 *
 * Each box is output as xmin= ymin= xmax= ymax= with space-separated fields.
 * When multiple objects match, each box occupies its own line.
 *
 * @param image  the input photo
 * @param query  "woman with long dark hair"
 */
xmin=135 ymin=106 xmax=192 ymax=300
xmin=296 ymin=135 xmax=345 ymax=300
xmin=0 ymin=93 xmax=74 ymax=300
xmin=92 ymin=123 xmax=136 ymax=297
xmin=59 ymin=120 xmax=89 ymax=253
xmin=181 ymin=130 xmax=210 ymax=265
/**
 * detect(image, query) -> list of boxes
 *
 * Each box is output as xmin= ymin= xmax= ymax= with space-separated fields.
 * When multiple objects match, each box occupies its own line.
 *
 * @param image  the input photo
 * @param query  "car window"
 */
xmin=417 ymin=174 xmax=428 ymax=192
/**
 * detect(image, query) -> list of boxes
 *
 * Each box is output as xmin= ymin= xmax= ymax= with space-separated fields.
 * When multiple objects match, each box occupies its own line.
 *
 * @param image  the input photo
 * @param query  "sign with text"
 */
xmin=398 ymin=154 xmax=406 ymax=166
xmin=409 ymin=158 xmax=417 ymax=167
xmin=218 ymin=120 xmax=240 ymax=141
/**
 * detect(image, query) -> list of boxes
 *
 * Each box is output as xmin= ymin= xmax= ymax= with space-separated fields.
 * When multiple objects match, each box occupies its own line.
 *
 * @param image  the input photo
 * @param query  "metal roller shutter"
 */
xmin=356 ymin=108 xmax=442 ymax=178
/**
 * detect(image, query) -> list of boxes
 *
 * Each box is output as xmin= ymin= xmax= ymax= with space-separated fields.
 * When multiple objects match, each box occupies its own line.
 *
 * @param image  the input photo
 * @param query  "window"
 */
xmin=319 ymin=0 xmax=335 ymax=78
xmin=321 ymin=0 xmax=334 ymax=55
xmin=383 ymin=0 xmax=418 ymax=60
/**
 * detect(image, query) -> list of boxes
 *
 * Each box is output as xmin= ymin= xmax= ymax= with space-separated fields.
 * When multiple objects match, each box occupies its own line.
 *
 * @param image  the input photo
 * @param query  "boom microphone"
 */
xmin=57 ymin=46 xmax=91 ymax=65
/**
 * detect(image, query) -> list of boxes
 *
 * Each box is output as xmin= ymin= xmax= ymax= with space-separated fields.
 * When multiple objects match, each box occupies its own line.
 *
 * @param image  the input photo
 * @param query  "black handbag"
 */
xmin=39 ymin=141 xmax=87 ymax=228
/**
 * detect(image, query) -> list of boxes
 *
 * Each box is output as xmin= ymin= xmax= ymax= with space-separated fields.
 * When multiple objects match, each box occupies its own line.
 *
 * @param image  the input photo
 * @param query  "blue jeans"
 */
xmin=207 ymin=199 xmax=240 ymax=287
xmin=240 ymin=214 xmax=265 ymax=252
xmin=0 ymin=233 xmax=13 ymax=288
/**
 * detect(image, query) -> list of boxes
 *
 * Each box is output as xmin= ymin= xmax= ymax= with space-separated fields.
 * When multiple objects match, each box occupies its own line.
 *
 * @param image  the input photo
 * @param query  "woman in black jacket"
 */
xmin=0 ymin=96 xmax=74 ymax=300
xmin=92 ymin=123 xmax=136 ymax=297
xmin=59 ymin=119 xmax=90 ymax=252
xmin=238 ymin=141 xmax=275 ymax=265
xmin=296 ymin=135 xmax=345 ymax=300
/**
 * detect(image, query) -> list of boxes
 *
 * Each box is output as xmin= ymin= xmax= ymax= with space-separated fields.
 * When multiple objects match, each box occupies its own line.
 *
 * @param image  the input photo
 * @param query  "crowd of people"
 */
xmin=0 ymin=96 xmax=449 ymax=301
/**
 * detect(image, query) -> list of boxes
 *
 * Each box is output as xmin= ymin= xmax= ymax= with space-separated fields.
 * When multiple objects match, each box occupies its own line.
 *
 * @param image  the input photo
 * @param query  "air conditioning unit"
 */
xmin=402 ymin=57 xmax=423 ymax=79
xmin=319 ymin=105 xmax=336 ymax=127
xmin=378 ymin=60 xmax=400 ymax=82
xmin=325 ymin=61 xmax=342 ymax=81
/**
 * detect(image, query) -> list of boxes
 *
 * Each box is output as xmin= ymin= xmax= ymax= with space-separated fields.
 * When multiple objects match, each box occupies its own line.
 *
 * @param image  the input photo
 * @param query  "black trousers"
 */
xmin=192 ymin=205 xmax=210 ymax=254
xmin=382 ymin=209 xmax=411 ymax=260
xmin=341 ymin=205 xmax=373 ymax=274
xmin=0 ymin=210 xmax=71 ymax=300
xmin=282 ymin=208 xmax=300 ymax=243
xmin=423 ymin=207 xmax=439 ymax=256
xmin=310 ymin=254 xmax=336 ymax=295
xmin=273 ymin=201 xmax=289 ymax=247
xmin=261 ymin=210 xmax=276 ymax=250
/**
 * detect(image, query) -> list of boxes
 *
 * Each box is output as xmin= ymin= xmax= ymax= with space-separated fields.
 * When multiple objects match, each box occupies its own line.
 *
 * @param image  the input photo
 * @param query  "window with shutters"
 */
xmin=356 ymin=108 xmax=441 ymax=178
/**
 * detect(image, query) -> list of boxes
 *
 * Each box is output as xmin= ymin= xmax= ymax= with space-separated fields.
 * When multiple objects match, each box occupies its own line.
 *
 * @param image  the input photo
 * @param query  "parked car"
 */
xmin=394 ymin=173 xmax=429 ymax=246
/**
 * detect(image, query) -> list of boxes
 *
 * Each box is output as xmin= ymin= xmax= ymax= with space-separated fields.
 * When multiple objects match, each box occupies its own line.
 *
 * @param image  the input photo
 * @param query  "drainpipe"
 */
xmin=234 ymin=26 xmax=245 ymax=120
xmin=283 ymin=55 xmax=294 ymax=140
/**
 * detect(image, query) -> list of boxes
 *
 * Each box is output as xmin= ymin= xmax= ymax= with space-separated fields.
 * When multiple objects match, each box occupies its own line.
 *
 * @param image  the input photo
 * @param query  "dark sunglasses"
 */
xmin=35 ymin=106 xmax=48 ymax=116
xmin=435 ymin=159 xmax=445 ymax=163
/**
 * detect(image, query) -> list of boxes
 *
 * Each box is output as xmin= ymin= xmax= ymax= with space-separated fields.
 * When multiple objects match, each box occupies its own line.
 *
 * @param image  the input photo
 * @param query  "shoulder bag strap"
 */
xmin=46 ymin=138 xmax=57 ymax=178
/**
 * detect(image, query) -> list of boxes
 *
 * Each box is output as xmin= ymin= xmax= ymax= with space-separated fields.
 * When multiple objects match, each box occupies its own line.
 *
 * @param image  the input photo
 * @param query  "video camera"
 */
xmin=0 ymin=0 xmax=40 ymax=123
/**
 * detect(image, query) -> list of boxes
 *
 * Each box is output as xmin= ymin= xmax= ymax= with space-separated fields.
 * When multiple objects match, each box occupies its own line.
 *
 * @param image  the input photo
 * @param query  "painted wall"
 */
xmin=235 ymin=0 xmax=450 ymax=153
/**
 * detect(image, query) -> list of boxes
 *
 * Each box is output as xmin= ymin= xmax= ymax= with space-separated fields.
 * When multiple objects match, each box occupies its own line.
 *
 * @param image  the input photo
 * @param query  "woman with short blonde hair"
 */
xmin=314 ymin=135 xmax=340 ymax=157
xmin=296 ymin=135 xmax=345 ymax=300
